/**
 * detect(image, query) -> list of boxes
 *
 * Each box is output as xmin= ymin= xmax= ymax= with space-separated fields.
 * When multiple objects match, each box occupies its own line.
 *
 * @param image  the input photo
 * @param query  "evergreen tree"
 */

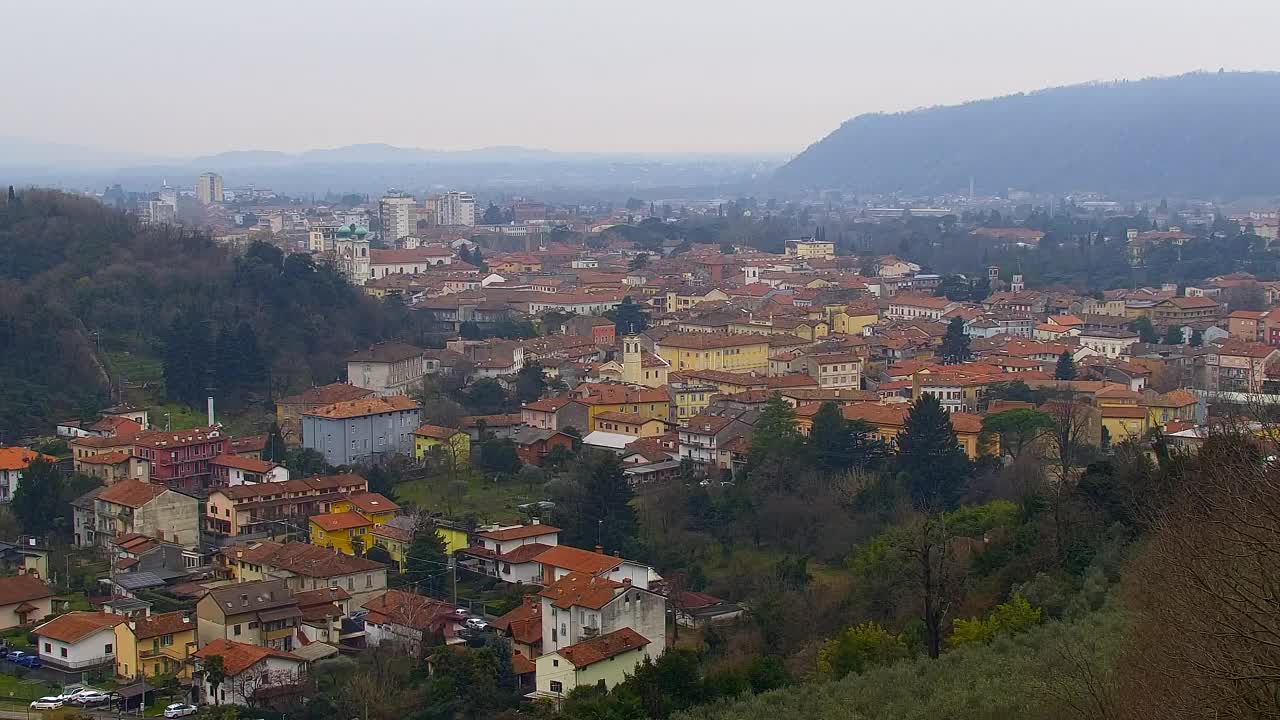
xmin=11 ymin=457 xmax=64 ymax=535
xmin=747 ymin=395 xmax=804 ymax=489
xmin=235 ymin=321 xmax=267 ymax=390
xmin=559 ymin=452 xmax=638 ymax=553
xmin=212 ymin=325 xmax=238 ymax=395
xmin=163 ymin=308 xmax=211 ymax=407
xmin=1131 ymin=317 xmax=1159 ymax=344
xmin=939 ymin=317 xmax=971 ymax=364
xmin=897 ymin=394 xmax=970 ymax=512
xmin=264 ymin=422 xmax=287 ymax=463
xmin=1164 ymin=325 xmax=1185 ymax=345
xmin=612 ymin=296 xmax=649 ymax=335
xmin=1054 ymin=351 xmax=1077 ymax=380
xmin=809 ymin=402 xmax=854 ymax=474
xmin=405 ymin=519 xmax=451 ymax=597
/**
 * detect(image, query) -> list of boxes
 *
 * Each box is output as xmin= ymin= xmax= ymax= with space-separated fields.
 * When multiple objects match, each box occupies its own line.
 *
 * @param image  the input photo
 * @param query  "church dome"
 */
xmin=336 ymin=225 xmax=352 ymax=237
xmin=354 ymin=226 xmax=368 ymax=237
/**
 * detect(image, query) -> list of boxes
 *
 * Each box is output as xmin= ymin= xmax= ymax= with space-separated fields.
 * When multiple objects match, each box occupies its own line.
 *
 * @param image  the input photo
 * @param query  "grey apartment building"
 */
xmin=301 ymin=396 xmax=420 ymax=466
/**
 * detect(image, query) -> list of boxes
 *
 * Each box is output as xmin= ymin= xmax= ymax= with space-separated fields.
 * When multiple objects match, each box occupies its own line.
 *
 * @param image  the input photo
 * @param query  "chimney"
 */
xmin=623 ymin=578 xmax=632 ymax=587
xmin=594 ymin=545 xmax=603 ymax=555
xmin=128 ymin=620 xmax=136 ymax=630
xmin=207 ymin=397 xmax=215 ymax=426
xmin=613 ymin=550 xmax=621 ymax=557
xmin=531 ymin=518 xmax=540 ymax=526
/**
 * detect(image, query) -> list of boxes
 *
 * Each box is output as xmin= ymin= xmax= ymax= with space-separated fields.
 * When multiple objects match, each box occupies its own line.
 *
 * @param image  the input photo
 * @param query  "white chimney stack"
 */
xmin=207 ymin=396 xmax=215 ymax=426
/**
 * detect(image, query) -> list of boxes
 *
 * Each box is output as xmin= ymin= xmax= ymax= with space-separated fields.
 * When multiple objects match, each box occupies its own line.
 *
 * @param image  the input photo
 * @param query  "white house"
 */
xmin=368 ymin=247 xmax=454 ymax=278
xmin=361 ymin=590 xmax=465 ymax=654
xmin=538 ymin=572 xmax=666 ymax=657
xmin=458 ymin=523 xmax=562 ymax=585
xmin=34 ymin=611 xmax=125 ymax=678
xmin=210 ymin=455 xmax=289 ymax=486
xmin=193 ymin=639 xmax=305 ymax=706
xmin=534 ymin=627 xmax=652 ymax=699
xmin=1077 ymin=330 xmax=1140 ymax=359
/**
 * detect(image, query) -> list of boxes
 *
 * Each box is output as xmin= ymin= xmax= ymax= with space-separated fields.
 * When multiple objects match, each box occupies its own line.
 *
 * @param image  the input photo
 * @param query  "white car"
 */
xmin=464 ymin=617 xmax=489 ymax=631
xmin=55 ymin=687 xmax=92 ymax=702
xmin=163 ymin=703 xmax=198 ymax=718
xmin=70 ymin=690 xmax=111 ymax=707
xmin=30 ymin=697 xmax=63 ymax=710
xmin=453 ymin=607 xmax=469 ymax=618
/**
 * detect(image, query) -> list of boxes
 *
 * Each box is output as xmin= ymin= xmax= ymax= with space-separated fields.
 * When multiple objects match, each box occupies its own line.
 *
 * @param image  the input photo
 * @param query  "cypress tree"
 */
xmin=897 ymin=394 xmax=970 ymax=512
xmin=1055 ymin=350 xmax=1077 ymax=380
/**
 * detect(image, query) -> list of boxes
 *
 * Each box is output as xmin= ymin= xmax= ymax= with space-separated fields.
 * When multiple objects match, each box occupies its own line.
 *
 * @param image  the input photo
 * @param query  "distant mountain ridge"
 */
xmin=776 ymin=71 xmax=1280 ymax=198
xmin=0 ymin=139 xmax=781 ymax=194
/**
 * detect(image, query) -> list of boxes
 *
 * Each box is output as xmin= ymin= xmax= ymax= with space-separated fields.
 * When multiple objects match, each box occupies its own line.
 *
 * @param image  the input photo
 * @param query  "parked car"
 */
xmin=70 ymin=691 xmax=110 ymax=707
xmin=30 ymin=697 xmax=63 ymax=710
xmin=464 ymin=617 xmax=489 ymax=632
xmin=17 ymin=655 xmax=41 ymax=669
xmin=55 ymin=687 xmax=89 ymax=702
xmin=163 ymin=703 xmax=198 ymax=718
xmin=6 ymin=650 xmax=27 ymax=662
xmin=453 ymin=608 xmax=470 ymax=619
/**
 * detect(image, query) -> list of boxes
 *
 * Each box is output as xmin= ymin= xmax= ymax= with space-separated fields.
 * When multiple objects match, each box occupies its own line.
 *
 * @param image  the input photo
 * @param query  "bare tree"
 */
xmin=1118 ymin=430 xmax=1280 ymax=719
xmin=1043 ymin=388 xmax=1097 ymax=560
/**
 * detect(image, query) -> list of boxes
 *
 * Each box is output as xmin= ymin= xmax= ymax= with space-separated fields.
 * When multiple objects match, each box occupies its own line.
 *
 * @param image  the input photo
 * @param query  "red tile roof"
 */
xmin=533 ymin=546 xmax=623 ymax=576
xmin=131 ymin=611 xmax=195 ymax=640
xmin=539 ymin=571 xmax=624 ymax=610
xmin=97 ymin=479 xmax=167 ymax=508
xmin=0 ymin=448 xmax=57 ymax=471
xmin=192 ymin=638 xmax=301 ymax=676
xmin=306 ymin=396 xmax=418 ymax=419
xmin=556 ymin=627 xmax=650 ymax=668
xmin=309 ymin=512 xmax=371 ymax=532
xmin=0 ymin=574 xmax=53 ymax=607
xmin=35 ymin=611 xmax=124 ymax=644
xmin=477 ymin=524 xmax=561 ymax=542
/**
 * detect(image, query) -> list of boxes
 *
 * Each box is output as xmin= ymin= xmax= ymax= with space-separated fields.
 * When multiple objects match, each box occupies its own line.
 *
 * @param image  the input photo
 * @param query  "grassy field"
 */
xmin=0 ymin=673 xmax=59 ymax=701
xmin=394 ymin=470 xmax=541 ymax=525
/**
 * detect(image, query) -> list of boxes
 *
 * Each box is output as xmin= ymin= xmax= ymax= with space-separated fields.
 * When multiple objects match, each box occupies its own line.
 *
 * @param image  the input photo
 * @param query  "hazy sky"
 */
xmin=10 ymin=0 xmax=1278 ymax=157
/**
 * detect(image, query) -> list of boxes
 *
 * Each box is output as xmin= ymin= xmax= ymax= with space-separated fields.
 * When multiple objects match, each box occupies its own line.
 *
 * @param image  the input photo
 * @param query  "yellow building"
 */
xmin=593 ymin=412 xmax=667 ymax=437
xmin=369 ymin=524 xmax=411 ymax=572
xmin=1143 ymin=389 xmax=1199 ymax=427
xmin=654 ymin=333 xmax=771 ymax=372
xmin=669 ymin=382 xmax=717 ymax=424
xmin=115 ymin=611 xmax=198 ymax=681
xmin=842 ymin=403 xmax=994 ymax=460
xmin=830 ymin=305 xmax=880 ymax=336
xmin=310 ymin=491 xmax=403 ymax=558
xmin=310 ymin=512 xmax=373 ymax=555
xmin=577 ymin=385 xmax=671 ymax=430
xmin=664 ymin=288 xmax=730 ymax=312
xmin=1101 ymin=406 xmax=1150 ymax=444
xmin=413 ymin=425 xmax=471 ymax=468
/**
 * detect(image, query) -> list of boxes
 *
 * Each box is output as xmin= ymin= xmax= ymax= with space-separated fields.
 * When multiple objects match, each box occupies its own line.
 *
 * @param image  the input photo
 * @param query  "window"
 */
xmin=60 ymin=647 xmax=67 ymax=657
xmin=551 ymin=629 xmax=557 ymax=642
xmin=234 ymin=624 xmax=242 ymax=636
xmin=248 ymin=622 xmax=258 ymax=630
xmin=104 ymin=643 xmax=113 ymax=655
xmin=161 ymin=634 xmax=173 ymax=647
xmin=365 ymin=574 xmax=373 ymax=588
xmin=43 ymin=643 xmax=49 ymax=653
xmin=347 ymin=577 xmax=355 ymax=590
xmin=550 ymin=681 xmax=563 ymax=693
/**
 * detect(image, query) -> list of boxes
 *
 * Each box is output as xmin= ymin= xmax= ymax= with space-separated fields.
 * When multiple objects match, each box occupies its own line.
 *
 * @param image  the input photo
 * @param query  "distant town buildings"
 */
xmin=196 ymin=172 xmax=224 ymax=205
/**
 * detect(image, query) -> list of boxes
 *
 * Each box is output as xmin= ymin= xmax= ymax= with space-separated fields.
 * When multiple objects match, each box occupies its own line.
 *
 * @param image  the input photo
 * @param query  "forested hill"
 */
xmin=776 ymin=71 xmax=1280 ymax=197
xmin=0 ymin=191 xmax=403 ymax=441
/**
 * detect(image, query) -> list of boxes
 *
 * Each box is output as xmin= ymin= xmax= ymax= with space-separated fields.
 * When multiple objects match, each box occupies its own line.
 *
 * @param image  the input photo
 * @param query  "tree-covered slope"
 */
xmin=0 ymin=191 xmax=408 ymax=440
xmin=777 ymin=71 xmax=1280 ymax=197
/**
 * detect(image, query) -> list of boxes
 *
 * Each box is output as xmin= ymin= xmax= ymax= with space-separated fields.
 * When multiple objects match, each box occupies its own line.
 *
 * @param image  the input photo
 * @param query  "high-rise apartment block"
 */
xmin=380 ymin=192 xmax=416 ymax=241
xmin=196 ymin=172 xmax=224 ymax=205
xmin=437 ymin=191 xmax=476 ymax=227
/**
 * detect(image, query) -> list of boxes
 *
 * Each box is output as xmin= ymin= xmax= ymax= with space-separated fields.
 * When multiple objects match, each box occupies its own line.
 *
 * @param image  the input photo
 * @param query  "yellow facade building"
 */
xmin=653 ymin=333 xmax=771 ymax=372
xmin=413 ymin=425 xmax=471 ymax=468
xmin=115 ymin=611 xmax=198 ymax=681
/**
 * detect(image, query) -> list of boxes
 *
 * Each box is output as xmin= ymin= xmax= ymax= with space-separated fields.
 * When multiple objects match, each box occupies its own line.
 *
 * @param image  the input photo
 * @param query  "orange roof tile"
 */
xmin=532 ymin=546 xmax=622 ymax=576
xmin=306 ymin=396 xmax=419 ymax=420
xmin=478 ymin=524 xmax=561 ymax=542
xmin=97 ymin=479 xmax=166 ymax=508
xmin=35 ymin=612 xmax=124 ymax=643
xmin=0 ymin=448 xmax=57 ymax=471
xmin=556 ymin=627 xmax=650 ymax=668
xmin=192 ymin=638 xmax=301 ymax=676
xmin=309 ymin=512 xmax=371 ymax=532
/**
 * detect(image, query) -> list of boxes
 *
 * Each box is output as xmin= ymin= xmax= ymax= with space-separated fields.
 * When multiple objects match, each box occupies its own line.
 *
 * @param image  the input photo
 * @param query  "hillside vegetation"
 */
xmin=0 ymin=191 xmax=407 ymax=439
xmin=777 ymin=71 xmax=1280 ymax=197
